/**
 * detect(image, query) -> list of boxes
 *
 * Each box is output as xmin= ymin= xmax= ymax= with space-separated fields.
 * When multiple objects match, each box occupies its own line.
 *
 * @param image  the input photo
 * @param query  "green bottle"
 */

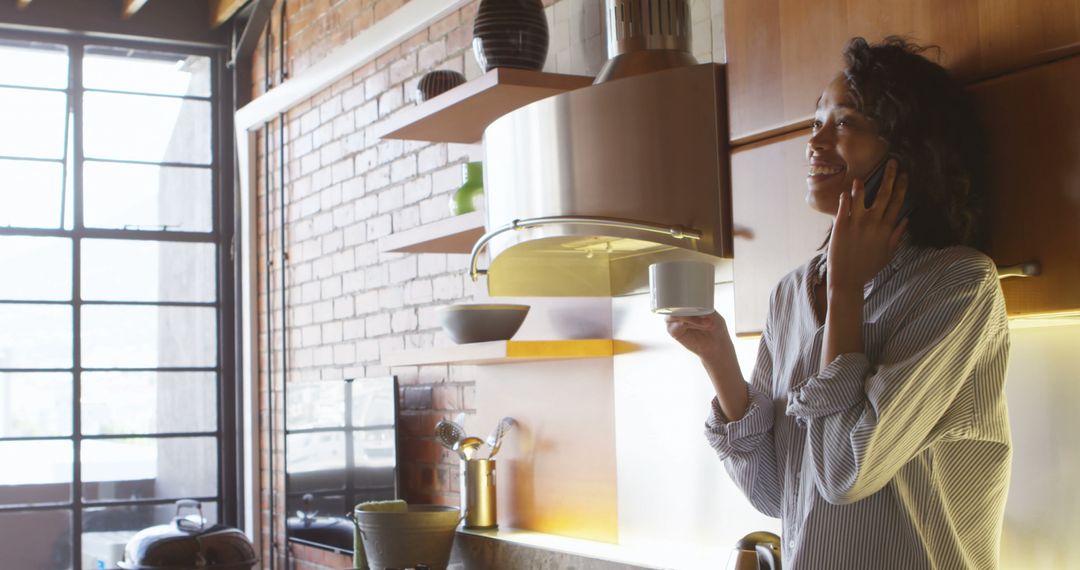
xmin=449 ymin=161 xmax=484 ymax=216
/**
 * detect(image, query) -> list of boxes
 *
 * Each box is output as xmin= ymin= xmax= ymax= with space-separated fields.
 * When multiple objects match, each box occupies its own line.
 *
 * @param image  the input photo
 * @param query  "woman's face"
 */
xmin=806 ymin=74 xmax=890 ymax=215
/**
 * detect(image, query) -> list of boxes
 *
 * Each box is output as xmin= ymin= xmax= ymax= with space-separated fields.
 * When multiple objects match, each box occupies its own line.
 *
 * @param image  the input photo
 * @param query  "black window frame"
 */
xmin=0 ymin=26 xmax=240 ymax=570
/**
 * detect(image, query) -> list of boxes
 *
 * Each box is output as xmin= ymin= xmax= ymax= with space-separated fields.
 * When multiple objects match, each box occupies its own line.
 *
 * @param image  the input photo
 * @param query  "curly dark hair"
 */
xmin=838 ymin=36 xmax=988 ymax=249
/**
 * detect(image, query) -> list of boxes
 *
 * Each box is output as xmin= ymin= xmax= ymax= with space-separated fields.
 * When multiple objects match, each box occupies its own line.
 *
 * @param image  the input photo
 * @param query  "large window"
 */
xmin=0 ymin=33 xmax=234 ymax=570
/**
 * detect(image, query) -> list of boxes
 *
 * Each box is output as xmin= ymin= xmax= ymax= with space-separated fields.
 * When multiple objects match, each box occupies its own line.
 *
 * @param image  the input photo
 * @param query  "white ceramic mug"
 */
xmin=649 ymin=261 xmax=715 ymax=317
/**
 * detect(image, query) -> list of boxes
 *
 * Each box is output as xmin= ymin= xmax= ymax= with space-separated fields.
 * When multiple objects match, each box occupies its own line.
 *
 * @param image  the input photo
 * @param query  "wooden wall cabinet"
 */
xmin=724 ymin=0 xmax=1080 ymax=141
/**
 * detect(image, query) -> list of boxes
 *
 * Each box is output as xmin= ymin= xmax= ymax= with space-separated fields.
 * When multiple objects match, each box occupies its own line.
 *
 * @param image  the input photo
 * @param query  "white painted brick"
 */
xmin=291 ymin=174 xmax=312 ymax=197
xmin=378 ymin=336 xmax=404 ymax=356
xmin=354 ymin=99 xmax=378 ymax=128
xmin=321 ymin=276 xmax=342 ymax=298
xmin=464 ymin=49 xmax=482 ymax=80
xmin=404 ymin=332 xmax=435 ymax=350
xmin=322 ymin=321 xmax=343 ymax=344
xmin=418 ymin=254 xmax=447 ymax=276
xmin=365 ymin=165 xmax=391 ymax=193
xmin=378 ymin=140 xmax=406 ymax=165
xmin=300 ymin=239 xmax=322 ymax=263
xmin=313 ymin=346 xmax=334 ymax=366
xmin=342 ymin=269 xmax=365 ymax=293
xmin=313 ymin=300 xmax=334 ymax=323
xmin=312 ymin=212 xmax=334 ymax=236
xmin=418 ymin=40 xmax=447 ymax=72
xmin=332 ymin=249 xmax=355 ymax=274
xmin=312 ymin=166 xmax=333 ymax=193
xmin=293 ymin=133 xmax=314 ymax=157
xmin=312 ymin=123 xmax=334 ymax=149
xmin=388 ymin=257 xmax=417 ymax=284
xmin=354 ymin=148 xmax=378 ymax=173
xmin=292 ymin=261 xmax=312 ymax=284
xmin=389 ymin=53 xmax=417 ymax=85
xmin=293 ymin=218 xmax=314 ymax=241
xmin=390 ymin=156 xmax=417 ymax=183
xmin=378 ymin=86 xmax=405 ymax=117
xmin=419 ymin=195 xmax=449 ymax=224
xmin=334 ymin=297 xmax=354 ymax=319
xmin=356 ymin=339 xmax=380 ymax=361
xmin=392 ymin=309 xmax=418 ymax=333
xmin=405 ymin=279 xmax=433 ymax=305
xmin=300 ymin=108 xmax=320 ymax=134
xmin=379 ymin=286 xmax=405 ymax=309
xmin=342 ymin=83 xmax=365 ymax=110
xmin=354 ymin=290 xmax=380 ymax=315
xmin=365 ymin=68 xmax=389 ymax=98
xmin=403 ymin=175 xmax=433 ymax=204
xmin=292 ymin=348 xmax=313 ymax=368
xmin=319 ymin=95 xmax=343 ymax=122
xmin=321 ymin=184 xmax=343 ymax=211
xmin=333 ymin=343 xmax=356 ymax=365
xmin=341 ymin=178 xmax=365 ymax=203
xmin=343 ymin=317 xmax=365 ymax=340
xmin=354 ymin=243 xmax=378 ymax=266
xmin=331 ymin=159 xmax=354 ymax=184
xmin=321 ymin=229 xmax=343 ymax=254
xmin=462 ymin=272 xmax=486 ymax=298
xmin=433 ymin=274 xmax=463 ymax=300
xmin=365 ymin=263 xmax=389 ymax=288
xmin=417 ymin=145 xmax=447 ymax=174
xmin=300 ymin=281 xmax=320 ymax=304
xmin=343 ymin=223 xmax=367 ymax=247
xmin=313 ymin=257 xmax=333 ymax=279
xmin=366 ymin=313 xmax=391 ymax=336
xmin=392 ymin=205 xmax=421 ymax=232
xmin=344 ymin=131 xmax=366 ymax=154
xmin=378 ymin=186 xmax=405 ymax=214
xmin=403 ymin=75 xmax=422 ymax=105
xmin=299 ymin=194 xmax=321 ymax=218
xmin=291 ymin=304 xmax=313 ymax=327
xmin=300 ymin=152 xmax=320 ymax=176
xmin=418 ymin=305 xmax=441 ymax=329
xmin=447 ymin=142 xmax=482 ymax=163
xmin=432 ymin=164 xmax=463 ymax=193
xmin=366 ymin=214 xmax=392 ymax=240
xmin=301 ymin=324 xmax=321 ymax=347
xmin=446 ymin=253 xmax=472 ymax=272
xmin=321 ymin=368 xmax=343 ymax=382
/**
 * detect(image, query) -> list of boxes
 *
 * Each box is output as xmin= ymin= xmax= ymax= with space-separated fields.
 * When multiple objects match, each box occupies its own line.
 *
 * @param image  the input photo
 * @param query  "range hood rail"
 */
xmin=469 ymin=215 xmax=704 ymax=281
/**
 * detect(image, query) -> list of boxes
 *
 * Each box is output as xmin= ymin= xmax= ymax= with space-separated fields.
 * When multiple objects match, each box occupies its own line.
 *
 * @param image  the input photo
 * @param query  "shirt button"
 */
xmin=789 ymin=539 xmax=796 ymax=549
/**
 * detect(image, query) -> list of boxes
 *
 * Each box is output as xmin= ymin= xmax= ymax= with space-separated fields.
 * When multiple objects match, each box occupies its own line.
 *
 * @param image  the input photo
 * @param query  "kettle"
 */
xmin=726 ymin=531 xmax=782 ymax=570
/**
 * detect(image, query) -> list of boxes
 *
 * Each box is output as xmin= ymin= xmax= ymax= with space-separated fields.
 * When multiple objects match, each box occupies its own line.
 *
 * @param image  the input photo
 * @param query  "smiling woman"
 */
xmin=667 ymin=37 xmax=1011 ymax=570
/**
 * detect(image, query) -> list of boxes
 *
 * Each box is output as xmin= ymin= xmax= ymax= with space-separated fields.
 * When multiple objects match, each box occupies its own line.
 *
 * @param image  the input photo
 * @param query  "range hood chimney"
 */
xmin=594 ymin=0 xmax=698 ymax=83
xmin=471 ymin=1 xmax=731 ymax=298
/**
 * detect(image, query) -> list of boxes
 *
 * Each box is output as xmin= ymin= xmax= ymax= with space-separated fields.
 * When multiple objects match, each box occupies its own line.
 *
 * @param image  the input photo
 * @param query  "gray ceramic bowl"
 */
xmin=437 ymin=304 xmax=530 ymax=344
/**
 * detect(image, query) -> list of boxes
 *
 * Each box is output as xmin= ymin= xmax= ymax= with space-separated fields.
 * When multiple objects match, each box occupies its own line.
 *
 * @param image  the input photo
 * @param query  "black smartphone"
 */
xmin=862 ymin=154 xmax=913 ymax=220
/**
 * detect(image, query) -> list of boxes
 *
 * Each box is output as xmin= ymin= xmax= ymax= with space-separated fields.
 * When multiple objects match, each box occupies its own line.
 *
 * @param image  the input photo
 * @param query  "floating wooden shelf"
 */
xmin=379 ymin=211 xmax=484 ymax=253
xmin=375 ymin=68 xmax=594 ymax=144
xmin=383 ymin=339 xmax=620 ymax=367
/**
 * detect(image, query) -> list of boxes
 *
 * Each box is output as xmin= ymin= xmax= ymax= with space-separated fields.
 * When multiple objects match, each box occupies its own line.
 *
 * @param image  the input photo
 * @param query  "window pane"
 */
xmin=83 ymin=93 xmax=211 ymax=165
xmin=82 ymin=437 xmax=217 ymax=502
xmin=0 ymin=440 xmax=73 ymax=505
xmin=81 ymin=305 xmax=216 ymax=368
xmin=0 ymin=236 xmax=71 ymax=301
xmin=0 ymin=372 xmax=72 ymax=437
xmin=84 ymin=46 xmax=210 ymax=97
xmin=82 ymin=372 xmax=216 ymax=435
xmin=287 ymin=432 xmax=346 ymax=483
xmin=352 ymin=429 xmax=397 ymax=490
xmin=0 ymin=304 xmax=72 ymax=369
xmin=287 ymin=381 xmax=346 ymax=430
xmin=0 ymin=509 xmax=71 ymax=570
xmin=81 ymin=239 xmax=216 ymax=303
xmin=0 ymin=87 xmax=67 ymax=159
xmin=0 ymin=159 xmax=65 ymax=229
xmin=0 ymin=40 xmax=68 ymax=89
xmin=83 ymin=161 xmax=212 ymax=232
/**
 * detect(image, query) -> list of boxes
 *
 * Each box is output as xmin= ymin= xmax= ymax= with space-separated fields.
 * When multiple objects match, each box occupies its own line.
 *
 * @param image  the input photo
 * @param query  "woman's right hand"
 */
xmin=666 ymin=312 xmax=729 ymax=361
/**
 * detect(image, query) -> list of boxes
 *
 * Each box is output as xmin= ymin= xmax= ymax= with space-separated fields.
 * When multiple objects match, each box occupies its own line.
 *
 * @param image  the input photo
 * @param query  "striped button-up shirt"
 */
xmin=706 ymin=237 xmax=1012 ymax=569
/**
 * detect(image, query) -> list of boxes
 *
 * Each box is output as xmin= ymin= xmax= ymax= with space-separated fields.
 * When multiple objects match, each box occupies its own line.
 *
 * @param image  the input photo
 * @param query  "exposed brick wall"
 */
xmin=251 ymin=1 xmax=723 ymax=568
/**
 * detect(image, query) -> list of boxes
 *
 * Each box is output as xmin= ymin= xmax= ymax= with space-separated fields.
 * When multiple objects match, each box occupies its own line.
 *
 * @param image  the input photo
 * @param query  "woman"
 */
xmin=668 ymin=37 xmax=1010 ymax=569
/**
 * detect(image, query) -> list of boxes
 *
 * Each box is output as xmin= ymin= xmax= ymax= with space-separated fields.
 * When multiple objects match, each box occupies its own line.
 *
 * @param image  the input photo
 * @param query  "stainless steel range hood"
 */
xmin=473 ymin=61 xmax=731 ymax=297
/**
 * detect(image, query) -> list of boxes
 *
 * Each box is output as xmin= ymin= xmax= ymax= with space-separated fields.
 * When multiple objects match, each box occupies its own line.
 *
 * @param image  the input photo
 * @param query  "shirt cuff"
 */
xmin=786 ymin=352 xmax=870 ymax=421
xmin=704 ymin=384 xmax=774 ymax=458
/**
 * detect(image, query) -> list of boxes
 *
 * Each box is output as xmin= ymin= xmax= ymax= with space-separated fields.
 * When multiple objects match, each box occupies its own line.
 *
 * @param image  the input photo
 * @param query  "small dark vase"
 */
xmin=472 ymin=0 xmax=549 ymax=72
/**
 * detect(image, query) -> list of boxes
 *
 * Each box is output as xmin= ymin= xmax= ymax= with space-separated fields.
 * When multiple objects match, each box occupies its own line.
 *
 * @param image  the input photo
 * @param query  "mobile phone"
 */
xmin=862 ymin=154 xmax=913 ymax=220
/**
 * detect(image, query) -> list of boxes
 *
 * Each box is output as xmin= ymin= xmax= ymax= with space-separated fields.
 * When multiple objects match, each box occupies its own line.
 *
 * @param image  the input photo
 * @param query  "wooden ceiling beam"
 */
xmin=121 ymin=0 xmax=150 ymax=18
xmin=210 ymin=0 xmax=252 ymax=29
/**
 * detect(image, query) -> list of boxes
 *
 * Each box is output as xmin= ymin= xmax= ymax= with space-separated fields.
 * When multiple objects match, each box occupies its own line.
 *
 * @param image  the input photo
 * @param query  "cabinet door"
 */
xmin=724 ymin=0 xmax=1080 ymax=140
xmin=731 ymin=129 xmax=832 ymax=336
xmin=972 ymin=54 xmax=1080 ymax=317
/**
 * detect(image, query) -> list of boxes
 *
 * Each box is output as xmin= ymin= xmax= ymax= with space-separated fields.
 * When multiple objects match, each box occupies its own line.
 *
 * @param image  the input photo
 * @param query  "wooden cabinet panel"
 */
xmin=724 ymin=0 xmax=1080 ymax=140
xmin=731 ymin=130 xmax=832 ymax=335
xmin=971 ymin=54 xmax=1080 ymax=317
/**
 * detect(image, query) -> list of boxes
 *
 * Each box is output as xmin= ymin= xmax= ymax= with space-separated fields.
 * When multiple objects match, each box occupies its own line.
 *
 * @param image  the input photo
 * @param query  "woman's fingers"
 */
xmin=884 ymin=172 xmax=909 ymax=224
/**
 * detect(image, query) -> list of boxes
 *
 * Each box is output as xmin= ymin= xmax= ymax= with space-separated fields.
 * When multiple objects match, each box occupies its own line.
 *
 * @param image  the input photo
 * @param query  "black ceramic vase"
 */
xmin=472 ymin=0 xmax=549 ymax=72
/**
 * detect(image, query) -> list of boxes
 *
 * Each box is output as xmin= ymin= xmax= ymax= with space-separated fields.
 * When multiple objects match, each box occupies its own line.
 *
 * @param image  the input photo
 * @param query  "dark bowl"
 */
xmin=417 ymin=70 xmax=467 ymax=102
xmin=437 ymin=304 xmax=530 ymax=344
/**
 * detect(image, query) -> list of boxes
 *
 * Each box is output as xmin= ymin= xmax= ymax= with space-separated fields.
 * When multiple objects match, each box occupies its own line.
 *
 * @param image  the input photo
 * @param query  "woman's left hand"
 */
xmin=827 ymin=159 xmax=910 ymax=293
